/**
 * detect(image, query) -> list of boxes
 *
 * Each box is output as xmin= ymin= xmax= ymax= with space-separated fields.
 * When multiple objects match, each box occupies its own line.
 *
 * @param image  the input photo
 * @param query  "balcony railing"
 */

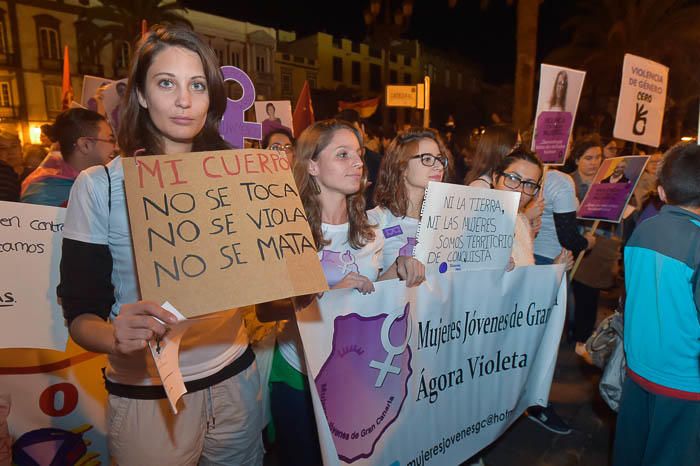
xmin=78 ymin=62 xmax=104 ymax=76
xmin=39 ymin=56 xmax=61 ymax=72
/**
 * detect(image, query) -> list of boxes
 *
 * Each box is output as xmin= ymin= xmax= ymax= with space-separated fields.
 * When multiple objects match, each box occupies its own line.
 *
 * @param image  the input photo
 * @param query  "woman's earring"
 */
xmin=310 ymin=175 xmax=322 ymax=195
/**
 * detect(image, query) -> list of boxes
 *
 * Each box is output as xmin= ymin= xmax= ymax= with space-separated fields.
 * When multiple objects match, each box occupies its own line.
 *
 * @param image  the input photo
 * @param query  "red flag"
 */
xmin=61 ymin=46 xmax=73 ymax=110
xmin=141 ymin=19 xmax=148 ymax=39
xmin=293 ymin=81 xmax=315 ymax=137
xmin=337 ymin=96 xmax=381 ymax=119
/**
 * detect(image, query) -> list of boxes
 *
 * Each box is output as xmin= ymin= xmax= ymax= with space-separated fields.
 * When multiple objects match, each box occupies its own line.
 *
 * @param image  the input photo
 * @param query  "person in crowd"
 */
xmin=21 ymin=108 xmax=114 ymax=207
xmin=56 ymin=25 xmax=263 ymax=465
xmin=566 ymin=136 xmax=610 ymax=355
xmin=380 ymin=126 xmax=396 ymax=154
xmin=19 ymin=144 xmax=48 ymax=183
xmin=262 ymin=127 xmax=294 ymax=156
xmin=369 ymin=126 xmax=451 ymax=269
xmin=491 ymin=147 xmax=573 ymax=269
xmin=632 ymin=146 xmax=663 ymax=208
xmin=529 ymin=145 xmax=596 ymax=434
xmin=335 ymin=109 xmax=382 ymax=209
xmin=548 ymin=70 xmax=568 ymax=112
xmin=268 ymin=119 xmax=424 ymax=465
xmin=602 ymin=137 xmax=625 ymax=159
xmin=0 ymin=158 xmax=19 ymax=201
xmin=464 ymin=124 xmax=544 ymax=237
xmin=613 ymin=142 xmax=700 ymax=466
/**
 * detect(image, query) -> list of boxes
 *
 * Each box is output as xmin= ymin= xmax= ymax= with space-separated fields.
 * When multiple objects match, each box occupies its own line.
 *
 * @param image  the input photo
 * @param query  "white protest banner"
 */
xmin=297 ymin=265 xmax=566 ymax=465
xmin=613 ymin=54 xmax=668 ymax=147
xmin=577 ymin=156 xmax=649 ymax=223
xmin=414 ymin=182 xmax=519 ymax=273
xmin=0 ymin=201 xmax=68 ymax=350
xmin=122 ymin=149 xmax=328 ymax=317
xmin=0 ymin=344 xmax=108 ymax=465
xmin=254 ymin=100 xmax=294 ymax=139
xmin=532 ymin=64 xmax=586 ymax=165
xmin=80 ymin=75 xmax=113 ymax=112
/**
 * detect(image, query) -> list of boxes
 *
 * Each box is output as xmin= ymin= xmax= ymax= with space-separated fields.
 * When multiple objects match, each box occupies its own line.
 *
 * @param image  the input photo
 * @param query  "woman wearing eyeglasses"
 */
xmin=492 ymin=147 xmax=573 ymax=268
xmin=370 ymin=127 xmax=450 ymax=271
xmin=261 ymin=127 xmax=294 ymax=156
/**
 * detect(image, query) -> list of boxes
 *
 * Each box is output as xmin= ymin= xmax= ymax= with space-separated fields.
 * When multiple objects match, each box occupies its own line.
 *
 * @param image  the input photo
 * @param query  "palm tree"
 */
xmin=79 ymin=0 xmax=191 ymax=53
xmin=546 ymin=0 xmax=700 ymax=141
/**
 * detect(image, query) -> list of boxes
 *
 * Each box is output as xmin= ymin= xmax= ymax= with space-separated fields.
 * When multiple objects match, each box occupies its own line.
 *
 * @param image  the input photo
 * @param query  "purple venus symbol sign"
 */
xmin=219 ymin=66 xmax=262 ymax=148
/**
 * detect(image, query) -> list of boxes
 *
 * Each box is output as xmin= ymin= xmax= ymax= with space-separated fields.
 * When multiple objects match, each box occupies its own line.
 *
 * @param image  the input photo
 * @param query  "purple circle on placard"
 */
xmin=439 ymin=262 xmax=448 ymax=273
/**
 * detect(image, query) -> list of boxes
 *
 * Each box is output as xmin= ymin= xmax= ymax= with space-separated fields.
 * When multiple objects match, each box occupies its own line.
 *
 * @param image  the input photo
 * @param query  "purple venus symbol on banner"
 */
xmin=219 ymin=66 xmax=262 ymax=148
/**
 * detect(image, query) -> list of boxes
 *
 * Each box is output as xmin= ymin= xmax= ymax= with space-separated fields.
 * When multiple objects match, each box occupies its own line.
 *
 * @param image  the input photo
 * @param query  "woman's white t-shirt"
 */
xmin=367 ymin=206 xmax=419 ymax=270
xmin=533 ymin=170 xmax=579 ymax=260
xmin=63 ymin=157 xmax=249 ymax=385
xmin=277 ymin=222 xmax=383 ymax=373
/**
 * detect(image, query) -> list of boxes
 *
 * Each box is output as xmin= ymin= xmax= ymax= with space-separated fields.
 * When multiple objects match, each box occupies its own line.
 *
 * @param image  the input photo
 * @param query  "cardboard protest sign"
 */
xmin=122 ymin=149 xmax=328 ymax=317
xmin=613 ymin=54 xmax=668 ymax=147
xmin=0 ymin=202 xmax=68 ymax=350
xmin=101 ymin=78 xmax=128 ymax=134
xmin=577 ymin=155 xmax=649 ymax=223
xmin=254 ymin=100 xmax=294 ymax=140
xmin=80 ymin=75 xmax=113 ymax=112
xmin=414 ymin=182 xmax=519 ymax=273
xmin=296 ymin=265 xmax=566 ymax=465
xmin=532 ymin=64 xmax=586 ymax=165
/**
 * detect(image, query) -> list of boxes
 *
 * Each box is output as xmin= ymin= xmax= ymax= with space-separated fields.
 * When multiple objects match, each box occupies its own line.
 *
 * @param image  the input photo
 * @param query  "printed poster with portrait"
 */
xmin=531 ymin=65 xmax=586 ymax=165
xmin=80 ymin=75 xmax=113 ymax=113
xmin=577 ymin=156 xmax=649 ymax=223
xmin=101 ymin=78 xmax=128 ymax=135
xmin=254 ymin=100 xmax=294 ymax=141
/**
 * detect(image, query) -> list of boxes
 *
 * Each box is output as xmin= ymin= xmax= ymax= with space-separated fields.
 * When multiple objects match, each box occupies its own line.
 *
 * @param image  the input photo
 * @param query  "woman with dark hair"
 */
xmin=464 ymin=124 xmax=519 ymax=188
xmin=261 ymin=126 xmax=294 ymax=156
xmin=492 ymin=147 xmax=573 ymax=268
xmin=57 ymin=25 xmax=263 ymax=464
xmin=268 ymin=120 xmax=424 ymax=464
xmin=370 ymin=126 xmax=450 ymax=269
xmin=548 ymin=71 xmax=568 ymax=112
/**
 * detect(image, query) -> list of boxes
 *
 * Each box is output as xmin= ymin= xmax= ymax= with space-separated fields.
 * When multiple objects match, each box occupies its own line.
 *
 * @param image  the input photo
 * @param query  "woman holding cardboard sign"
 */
xmin=369 ymin=126 xmax=451 ymax=270
xmin=267 ymin=119 xmax=425 ymax=464
xmin=57 ymin=25 xmax=263 ymax=465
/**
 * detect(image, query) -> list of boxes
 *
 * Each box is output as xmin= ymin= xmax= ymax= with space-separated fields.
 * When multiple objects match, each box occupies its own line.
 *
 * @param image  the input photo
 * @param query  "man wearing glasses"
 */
xmin=21 ymin=108 xmax=116 ymax=207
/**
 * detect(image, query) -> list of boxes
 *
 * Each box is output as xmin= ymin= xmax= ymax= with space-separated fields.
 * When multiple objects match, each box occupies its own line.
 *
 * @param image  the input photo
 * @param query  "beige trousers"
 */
xmin=108 ymin=362 xmax=263 ymax=466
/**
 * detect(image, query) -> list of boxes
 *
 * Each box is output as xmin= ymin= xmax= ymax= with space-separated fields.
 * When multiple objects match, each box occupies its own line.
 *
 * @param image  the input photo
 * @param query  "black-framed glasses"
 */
xmin=269 ymin=143 xmax=293 ymax=152
xmin=499 ymin=171 xmax=541 ymax=196
xmin=411 ymin=153 xmax=448 ymax=168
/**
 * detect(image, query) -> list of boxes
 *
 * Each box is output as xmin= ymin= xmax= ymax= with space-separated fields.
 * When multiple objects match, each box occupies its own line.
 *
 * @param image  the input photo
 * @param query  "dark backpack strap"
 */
xmin=103 ymin=165 xmax=111 ymax=213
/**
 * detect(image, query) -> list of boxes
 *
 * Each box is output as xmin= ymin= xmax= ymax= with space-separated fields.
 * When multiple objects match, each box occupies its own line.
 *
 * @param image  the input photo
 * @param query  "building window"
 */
xmin=39 ymin=27 xmax=60 ymax=60
xmin=306 ymin=72 xmax=317 ymax=89
xmin=404 ymin=56 xmax=411 ymax=66
xmin=0 ymin=82 xmax=11 ymax=107
xmin=293 ymin=56 xmax=305 ymax=64
xmin=231 ymin=50 xmax=241 ymax=68
xmin=0 ymin=21 xmax=7 ymax=54
xmin=389 ymin=69 xmax=397 ymax=84
xmin=116 ymin=41 xmax=130 ymax=69
xmin=351 ymin=41 xmax=360 ymax=53
xmin=369 ymin=63 xmax=381 ymax=91
xmin=44 ymin=83 xmax=62 ymax=115
xmin=282 ymin=53 xmax=290 ymax=61
xmin=333 ymin=56 xmax=343 ymax=82
xmin=215 ymin=49 xmax=224 ymax=65
xmin=445 ymin=68 xmax=450 ymax=88
xmin=389 ymin=52 xmax=397 ymax=63
xmin=351 ymin=61 xmax=360 ymax=85
xmin=369 ymin=47 xmax=381 ymax=59
xmin=281 ymin=69 xmax=292 ymax=95
xmin=332 ymin=36 xmax=342 ymax=49
xmin=256 ymin=55 xmax=266 ymax=73
xmin=457 ymin=72 xmax=463 ymax=90
xmin=404 ymin=73 xmax=411 ymax=84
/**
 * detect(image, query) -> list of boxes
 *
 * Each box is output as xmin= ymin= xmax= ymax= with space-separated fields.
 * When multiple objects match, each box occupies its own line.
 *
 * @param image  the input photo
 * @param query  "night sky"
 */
xmin=185 ymin=0 xmax=576 ymax=84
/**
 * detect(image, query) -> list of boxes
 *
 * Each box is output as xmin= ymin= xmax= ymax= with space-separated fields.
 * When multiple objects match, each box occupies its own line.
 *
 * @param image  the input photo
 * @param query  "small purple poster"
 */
xmin=534 ymin=111 xmax=573 ymax=164
xmin=577 ymin=155 xmax=649 ymax=223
